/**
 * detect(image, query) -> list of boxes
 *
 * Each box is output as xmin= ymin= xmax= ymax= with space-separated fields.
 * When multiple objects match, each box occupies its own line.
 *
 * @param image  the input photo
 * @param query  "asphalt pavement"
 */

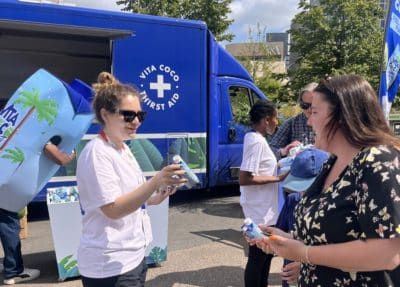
xmin=0 ymin=188 xmax=284 ymax=287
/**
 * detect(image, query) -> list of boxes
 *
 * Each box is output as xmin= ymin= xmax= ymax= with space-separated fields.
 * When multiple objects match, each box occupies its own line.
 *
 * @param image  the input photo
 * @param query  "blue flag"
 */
xmin=379 ymin=0 xmax=400 ymax=119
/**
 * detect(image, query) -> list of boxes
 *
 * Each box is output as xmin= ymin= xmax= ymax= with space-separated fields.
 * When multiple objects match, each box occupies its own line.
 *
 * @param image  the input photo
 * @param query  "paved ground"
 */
xmin=0 ymin=189 xmax=284 ymax=287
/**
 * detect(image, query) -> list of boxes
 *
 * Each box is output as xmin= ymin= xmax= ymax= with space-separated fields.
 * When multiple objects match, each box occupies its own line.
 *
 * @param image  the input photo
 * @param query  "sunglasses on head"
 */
xmin=118 ymin=110 xmax=147 ymax=123
xmin=299 ymin=100 xmax=312 ymax=110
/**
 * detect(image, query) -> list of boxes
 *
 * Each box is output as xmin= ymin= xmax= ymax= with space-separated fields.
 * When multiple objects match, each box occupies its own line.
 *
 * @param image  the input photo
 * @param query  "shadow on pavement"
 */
xmin=201 ymin=201 xmax=243 ymax=219
xmin=191 ymin=228 xmax=246 ymax=251
xmin=146 ymin=265 xmax=282 ymax=287
xmin=170 ymin=185 xmax=240 ymax=206
xmin=171 ymin=200 xmax=244 ymax=219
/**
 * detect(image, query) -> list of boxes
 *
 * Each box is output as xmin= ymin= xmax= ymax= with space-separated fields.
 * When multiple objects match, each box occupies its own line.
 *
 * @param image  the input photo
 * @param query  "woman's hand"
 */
xmin=147 ymin=186 xmax=178 ymax=205
xmin=243 ymin=233 xmax=259 ymax=246
xmin=260 ymin=226 xmax=292 ymax=239
xmin=281 ymin=140 xmax=301 ymax=156
xmin=277 ymin=171 xmax=290 ymax=182
xmin=256 ymin=237 xmax=274 ymax=254
xmin=151 ymin=164 xmax=187 ymax=191
xmin=254 ymin=226 xmax=292 ymax=254
xmin=267 ymin=235 xmax=307 ymax=263
xmin=281 ymin=261 xmax=301 ymax=285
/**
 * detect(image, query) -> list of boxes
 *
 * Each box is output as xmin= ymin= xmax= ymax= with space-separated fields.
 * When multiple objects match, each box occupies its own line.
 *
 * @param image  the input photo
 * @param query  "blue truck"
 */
xmin=0 ymin=0 xmax=268 ymax=201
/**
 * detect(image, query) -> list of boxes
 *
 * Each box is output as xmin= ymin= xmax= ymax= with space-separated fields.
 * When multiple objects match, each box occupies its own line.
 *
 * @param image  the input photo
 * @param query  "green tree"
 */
xmin=116 ymin=0 xmax=234 ymax=41
xmin=237 ymin=24 xmax=284 ymax=103
xmin=288 ymin=0 xmax=383 ymax=95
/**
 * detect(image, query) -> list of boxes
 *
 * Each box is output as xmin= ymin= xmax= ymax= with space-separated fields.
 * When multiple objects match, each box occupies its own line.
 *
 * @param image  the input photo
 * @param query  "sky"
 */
xmin=63 ymin=0 xmax=301 ymax=43
xmin=227 ymin=0 xmax=300 ymax=43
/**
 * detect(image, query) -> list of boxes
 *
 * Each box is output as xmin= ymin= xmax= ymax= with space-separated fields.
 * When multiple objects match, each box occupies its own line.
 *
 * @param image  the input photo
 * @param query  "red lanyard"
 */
xmin=99 ymin=130 xmax=125 ymax=150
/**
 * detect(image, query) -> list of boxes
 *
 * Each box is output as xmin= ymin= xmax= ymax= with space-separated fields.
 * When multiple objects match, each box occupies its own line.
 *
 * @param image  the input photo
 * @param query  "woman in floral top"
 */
xmin=258 ymin=75 xmax=400 ymax=286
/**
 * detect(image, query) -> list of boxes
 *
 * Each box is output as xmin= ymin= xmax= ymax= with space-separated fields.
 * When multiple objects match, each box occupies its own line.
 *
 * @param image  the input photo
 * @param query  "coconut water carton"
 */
xmin=241 ymin=218 xmax=267 ymax=240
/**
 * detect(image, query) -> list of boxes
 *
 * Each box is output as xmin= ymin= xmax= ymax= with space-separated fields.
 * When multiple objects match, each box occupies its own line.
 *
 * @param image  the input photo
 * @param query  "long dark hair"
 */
xmin=315 ymin=75 xmax=400 ymax=149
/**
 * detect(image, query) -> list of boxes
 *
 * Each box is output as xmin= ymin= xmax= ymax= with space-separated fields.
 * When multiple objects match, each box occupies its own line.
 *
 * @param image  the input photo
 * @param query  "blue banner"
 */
xmin=379 ymin=0 xmax=400 ymax=119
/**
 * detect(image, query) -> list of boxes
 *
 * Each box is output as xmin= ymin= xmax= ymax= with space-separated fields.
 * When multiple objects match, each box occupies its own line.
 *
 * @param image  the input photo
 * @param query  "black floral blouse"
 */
xmin=294 ymin=145 xmax=400 ymax=287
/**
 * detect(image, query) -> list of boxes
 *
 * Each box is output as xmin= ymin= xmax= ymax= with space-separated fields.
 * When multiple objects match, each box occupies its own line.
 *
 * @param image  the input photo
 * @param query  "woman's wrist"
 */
xmin=302 ymin=245 xmax=312 ymax=264
xmin=147 ymin=177 xmax=161 ymax=194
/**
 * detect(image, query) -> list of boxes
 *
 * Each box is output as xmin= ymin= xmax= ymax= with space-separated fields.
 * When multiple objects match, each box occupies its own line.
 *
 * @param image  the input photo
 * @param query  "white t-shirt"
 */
xmin=76 ymin=136 xmax=146 ymax=278
xmin=240 ymin=131 xmax=279 ymax=226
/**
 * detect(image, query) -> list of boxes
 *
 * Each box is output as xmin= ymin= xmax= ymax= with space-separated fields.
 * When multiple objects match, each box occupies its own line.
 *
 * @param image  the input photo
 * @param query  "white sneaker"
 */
xmin=3 ymin=268 xmax=40 ymax=285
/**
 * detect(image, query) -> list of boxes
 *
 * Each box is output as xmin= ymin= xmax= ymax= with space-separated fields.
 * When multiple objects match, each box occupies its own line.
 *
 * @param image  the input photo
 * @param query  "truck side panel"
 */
xmin=0 ymin=1 xmax=209 ymax=200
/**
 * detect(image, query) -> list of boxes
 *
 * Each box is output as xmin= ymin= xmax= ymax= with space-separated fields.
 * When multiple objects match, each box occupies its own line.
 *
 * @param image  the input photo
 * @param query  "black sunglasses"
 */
xmin=299 ymin=100 xmax=312 ymax=110
xmin=118 ymin=110 xmax=147 ymax=123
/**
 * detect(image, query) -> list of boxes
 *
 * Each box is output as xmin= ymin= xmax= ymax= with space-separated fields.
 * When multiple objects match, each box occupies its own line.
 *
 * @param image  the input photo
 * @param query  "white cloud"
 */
xmin=51 ymin=0 xmax=300 ymax=44
xmin=227 ymin=0 xmax=300 ymax=43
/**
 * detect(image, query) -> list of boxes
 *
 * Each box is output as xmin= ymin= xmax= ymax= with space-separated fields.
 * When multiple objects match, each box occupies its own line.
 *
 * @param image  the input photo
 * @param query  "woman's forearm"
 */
xmin=239 ymin=170 xmax=280 ymax=185
xmin=307 ymin=238 xmax=400 ymax=271
xmin=100 ymin=179 xmax=158 ymax=219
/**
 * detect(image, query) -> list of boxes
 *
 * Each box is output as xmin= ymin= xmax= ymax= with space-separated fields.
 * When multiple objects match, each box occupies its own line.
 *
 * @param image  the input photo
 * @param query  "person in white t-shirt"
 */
xmin=239 ymin=99 xmax=288 ymax=287
xmin=76 ymin=72 xmax=186 ymax=287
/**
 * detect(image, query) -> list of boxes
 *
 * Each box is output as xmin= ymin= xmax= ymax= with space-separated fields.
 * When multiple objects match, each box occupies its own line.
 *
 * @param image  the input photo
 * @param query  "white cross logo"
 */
xmin=150 ymin=75 xmax=171 ymax=98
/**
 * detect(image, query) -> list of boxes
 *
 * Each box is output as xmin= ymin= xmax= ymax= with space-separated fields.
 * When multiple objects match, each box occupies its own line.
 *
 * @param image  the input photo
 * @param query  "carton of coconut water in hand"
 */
xmin=241 ymin=218 xmax=268 ymax=240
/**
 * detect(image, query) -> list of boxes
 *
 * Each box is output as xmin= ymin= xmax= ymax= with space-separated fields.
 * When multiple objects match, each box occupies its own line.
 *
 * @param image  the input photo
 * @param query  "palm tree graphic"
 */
xmin=1 ymin=147 xmax=25 ymax=167
xmin=0 ymin=88 xmax=59 ymax=153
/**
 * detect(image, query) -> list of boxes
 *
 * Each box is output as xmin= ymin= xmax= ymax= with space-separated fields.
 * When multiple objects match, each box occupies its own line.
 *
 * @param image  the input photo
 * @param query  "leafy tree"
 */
xmin=229 ymin=88 xmax=252 ymax=126
xmin=288 ymin=0 xmax=384 ymax=95
xmin=237 ymin=24 xmax=285 ymax=103
xmin=116 ymin=0 xmax=234 ymax=41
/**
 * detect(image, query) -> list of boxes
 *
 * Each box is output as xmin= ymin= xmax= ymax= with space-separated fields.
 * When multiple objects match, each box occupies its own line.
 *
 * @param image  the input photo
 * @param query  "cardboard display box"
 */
xmin=46 ymin=186 xmax=169 ymax=281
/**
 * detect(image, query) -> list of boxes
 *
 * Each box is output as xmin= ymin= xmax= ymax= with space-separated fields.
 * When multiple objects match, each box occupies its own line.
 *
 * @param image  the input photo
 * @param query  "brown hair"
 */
xmin=314 ymin=74 xmax=400 ymax=149
xmin=92 ymin=72 xmax=140 ymax=125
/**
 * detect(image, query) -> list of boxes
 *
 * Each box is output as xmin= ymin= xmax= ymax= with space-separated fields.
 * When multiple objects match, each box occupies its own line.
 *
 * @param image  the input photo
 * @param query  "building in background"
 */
xmin=379 ymin=0 xmax=390 ymax=28
xmin=378 ymin=0 xmax=389 ymax=10
xmin=266 ymin=32 xmax=290 ymax=68
xmin=226 ymin=41 xmax=286 ymax=78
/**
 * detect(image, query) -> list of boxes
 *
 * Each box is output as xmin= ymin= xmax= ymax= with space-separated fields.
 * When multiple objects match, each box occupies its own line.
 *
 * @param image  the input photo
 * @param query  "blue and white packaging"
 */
xmin=172 ymin=154 xmax=200 ymax=188
xmin=278 ymin=156 xmax=294 ymax=172
xmin=241 ymin=218 xmax=267 ymax=240
xmin=0 ymin=69 xmax=93 ymax=212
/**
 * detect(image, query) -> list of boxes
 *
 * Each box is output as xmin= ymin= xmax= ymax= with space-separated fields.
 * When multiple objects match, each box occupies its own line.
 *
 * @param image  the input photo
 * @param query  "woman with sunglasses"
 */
xmin=269 ymin=82 xmax=318 ymax=159
xmin=76 ymin=72 xmax=186 ymax=287
xmin=259 ymin=75 xmax=400 ymax=286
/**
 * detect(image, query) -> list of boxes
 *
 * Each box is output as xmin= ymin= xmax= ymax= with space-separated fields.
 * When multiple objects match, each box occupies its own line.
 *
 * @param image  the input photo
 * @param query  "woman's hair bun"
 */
xmin=97 ymin=72 xmax=118 ymax=85
xmin=92 ymin=71 xmax=120 ymax=94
